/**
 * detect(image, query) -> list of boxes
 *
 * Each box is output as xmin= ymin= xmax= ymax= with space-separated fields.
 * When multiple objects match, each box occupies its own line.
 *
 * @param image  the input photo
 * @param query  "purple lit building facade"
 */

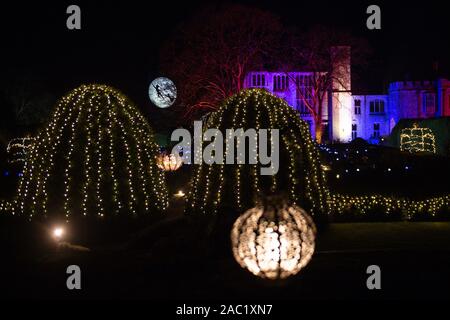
xmin=244 ymin=46 xmax=450 ymax=142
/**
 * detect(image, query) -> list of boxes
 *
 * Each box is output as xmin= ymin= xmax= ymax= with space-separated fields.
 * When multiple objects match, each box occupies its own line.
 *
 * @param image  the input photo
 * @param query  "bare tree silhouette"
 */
xmin=160 ymin=4 xmax=282 ymax=122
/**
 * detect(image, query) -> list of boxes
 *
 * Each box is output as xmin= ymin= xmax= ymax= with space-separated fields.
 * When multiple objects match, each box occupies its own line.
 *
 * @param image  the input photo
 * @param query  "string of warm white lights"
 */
xmin=2 ymin=192 xmax=449 ymax=219
xmin=400 ymin=125 xmax=436 ymax=154
xmin=330 ymin=194 xmax=450 ymax=218
xmin=187 ymin=89 xmax=330 ymax=216
xmin=0 ymin=200 xmax=14 ymax=214
xmin=15 ymin=84 xmax=168 ymax=221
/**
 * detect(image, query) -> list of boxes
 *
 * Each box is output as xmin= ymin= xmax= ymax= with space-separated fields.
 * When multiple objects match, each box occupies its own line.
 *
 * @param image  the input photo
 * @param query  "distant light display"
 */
xmin=148 ymin=77 xmax=177 ymax=108
xmin=7 ymin=137 xmax=34 ymax=164
xmin=400 ymin=123 xmax=436 ymax=153
xmin=231 ymin=199 xmax=316 ymax=280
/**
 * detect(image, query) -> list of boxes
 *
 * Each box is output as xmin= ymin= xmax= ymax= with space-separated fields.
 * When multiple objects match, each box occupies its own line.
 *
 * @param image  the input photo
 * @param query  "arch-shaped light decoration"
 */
xmin=231 ymin=198 xmax=316 ymax=280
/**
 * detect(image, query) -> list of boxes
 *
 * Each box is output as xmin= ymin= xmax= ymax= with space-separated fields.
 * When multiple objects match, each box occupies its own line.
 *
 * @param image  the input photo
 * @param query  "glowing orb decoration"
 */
xmin=400 ymin=123 xmax=436 ymax=154
xmin=157 ymin=153 xmax=183 ymax=171
xmin=231 ymin=198 xmax=316 ymax=280
xmin=149 ymin=77 xmax=177 ymax=108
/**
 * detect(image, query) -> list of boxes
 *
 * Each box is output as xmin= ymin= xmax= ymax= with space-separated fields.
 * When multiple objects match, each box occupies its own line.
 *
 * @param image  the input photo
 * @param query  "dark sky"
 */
xmin=0 ymin=0 xmax=448 ymax=114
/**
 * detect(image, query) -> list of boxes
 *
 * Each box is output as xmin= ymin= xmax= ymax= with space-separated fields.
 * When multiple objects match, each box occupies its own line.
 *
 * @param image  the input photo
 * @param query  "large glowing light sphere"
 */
xmin=231 ymin=199 xmax=316 ymax=280
xmin=148 ymin=77 xmax=177 ymax=108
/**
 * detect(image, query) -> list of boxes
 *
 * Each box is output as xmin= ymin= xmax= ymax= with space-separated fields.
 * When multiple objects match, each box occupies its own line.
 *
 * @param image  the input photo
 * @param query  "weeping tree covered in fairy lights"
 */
xmin=17 ymin=84 xmax=168 ymax=221
xmin=187 ymin=89 xmax=330 ymax=217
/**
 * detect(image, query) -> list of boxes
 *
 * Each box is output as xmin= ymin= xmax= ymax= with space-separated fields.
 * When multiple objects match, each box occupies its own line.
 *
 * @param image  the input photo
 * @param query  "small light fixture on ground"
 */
xmin=174 ymin=190 xmax=185 ymax=198
xmin=53 ymin=227 xmax=65 ymax=241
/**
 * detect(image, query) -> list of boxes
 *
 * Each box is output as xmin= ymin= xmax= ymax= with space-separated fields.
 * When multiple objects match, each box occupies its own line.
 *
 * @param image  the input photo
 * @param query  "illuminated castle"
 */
xmin=244 ymin=46 xmax=450 ymax=142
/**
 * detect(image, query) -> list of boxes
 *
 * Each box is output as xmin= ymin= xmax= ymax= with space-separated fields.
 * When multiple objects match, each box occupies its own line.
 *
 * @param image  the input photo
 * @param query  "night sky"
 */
xmin=0 ymin=0 xmax=448 ymax=121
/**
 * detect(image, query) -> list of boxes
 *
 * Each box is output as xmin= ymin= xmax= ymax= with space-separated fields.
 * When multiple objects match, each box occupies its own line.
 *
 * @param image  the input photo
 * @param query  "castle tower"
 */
xmin=330 ymin=46 xmax=352 ymax=142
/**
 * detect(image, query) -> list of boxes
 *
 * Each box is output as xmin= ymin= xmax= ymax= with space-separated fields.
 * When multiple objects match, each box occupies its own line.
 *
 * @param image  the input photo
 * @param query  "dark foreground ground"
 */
xmin=2 ymin=219 xmax=450 ymax=300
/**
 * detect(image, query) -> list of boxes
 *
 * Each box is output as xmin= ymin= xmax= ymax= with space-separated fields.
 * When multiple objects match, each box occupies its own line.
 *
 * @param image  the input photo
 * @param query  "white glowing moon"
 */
xmin=148 ymin=77 xmax=177 ymax=108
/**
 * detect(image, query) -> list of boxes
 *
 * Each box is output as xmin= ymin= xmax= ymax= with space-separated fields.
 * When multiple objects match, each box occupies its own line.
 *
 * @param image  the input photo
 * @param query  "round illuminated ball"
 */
xmin=156 ymin=153 xmax=183 ymax=171
xmin=231 ymin=199 xmax=316 ymax=280
xmin=148 ymin=77 xmax=177 ymax=108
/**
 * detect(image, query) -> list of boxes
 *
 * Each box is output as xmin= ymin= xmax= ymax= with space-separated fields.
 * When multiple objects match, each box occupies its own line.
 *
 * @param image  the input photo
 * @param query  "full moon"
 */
xmin=148 ymin=77 xmax=177 ymax=108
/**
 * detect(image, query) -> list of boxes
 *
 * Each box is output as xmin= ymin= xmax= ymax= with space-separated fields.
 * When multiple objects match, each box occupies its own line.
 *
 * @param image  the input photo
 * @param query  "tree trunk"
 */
xmin=315 ymin=120 xmax=323 ymax=144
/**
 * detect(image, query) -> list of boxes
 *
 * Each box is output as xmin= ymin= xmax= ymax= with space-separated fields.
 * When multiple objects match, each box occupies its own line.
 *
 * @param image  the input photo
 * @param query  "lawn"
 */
xmin=2 ymin=220 xmax=450 ymax=299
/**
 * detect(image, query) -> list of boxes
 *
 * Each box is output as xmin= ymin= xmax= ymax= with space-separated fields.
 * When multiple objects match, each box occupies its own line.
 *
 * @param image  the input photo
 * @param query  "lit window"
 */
xmin=354 ymin=99 xmax=361 ymax=115
xmin=351 ymin=124 xmax=357 ymax=140
xmin=373 ymin=123 xmax=380 ymax=138
xmin=296 ymin=75 xmax=313 ymax=114
xmin=273 ymin=75 xmax=289 ymax=91
xmin=251 ymin=73 xmax=266 ymax=88
xmin=369 ymin=100 xmax=385 ymax=114
xmin=423 ymin=93 xmax=435 ymax=114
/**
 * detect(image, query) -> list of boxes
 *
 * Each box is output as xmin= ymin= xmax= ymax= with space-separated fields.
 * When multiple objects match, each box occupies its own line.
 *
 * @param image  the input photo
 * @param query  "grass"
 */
xmin=2 ymin=218 xmax=450 ymax=299
xmin=317 ymin=222 xmax=450 ymax=252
